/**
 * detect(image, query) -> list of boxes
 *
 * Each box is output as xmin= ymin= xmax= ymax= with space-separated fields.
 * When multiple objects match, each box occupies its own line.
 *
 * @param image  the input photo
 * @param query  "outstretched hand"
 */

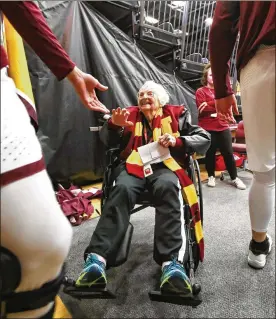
xmin=67 ymin=66 xmax=110 ymax=114
xmin=111 ymin=107 xmax=133 ymax=127
xmin=215 ymin=94 xmax=239 ymax=124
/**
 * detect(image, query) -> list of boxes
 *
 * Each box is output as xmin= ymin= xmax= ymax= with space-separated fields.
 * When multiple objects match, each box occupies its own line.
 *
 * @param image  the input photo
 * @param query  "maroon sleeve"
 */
xmin=209 ymin=1 xmax=239 ymax=99
xmin=195 ymin=88 xmax=215 ymax=116
xmin=195 ymin=89 xmax=205 ymax=108
xmin=0 ymin=1 xmax=75 ymax=80
xmin=107 ymin=118 xmax=121 ymax=130
xmin=174 ymin=137 xmax=183 ymax=148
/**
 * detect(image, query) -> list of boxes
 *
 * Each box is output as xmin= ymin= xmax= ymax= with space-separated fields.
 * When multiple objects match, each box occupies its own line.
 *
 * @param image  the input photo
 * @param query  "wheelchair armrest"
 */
xmin=106 ymin=148 xmax=120 ymax=156
xmin=184 ymin=152 xmax=196 ymax=164
xmin=106 ymin=148 xmax=121 ymax=167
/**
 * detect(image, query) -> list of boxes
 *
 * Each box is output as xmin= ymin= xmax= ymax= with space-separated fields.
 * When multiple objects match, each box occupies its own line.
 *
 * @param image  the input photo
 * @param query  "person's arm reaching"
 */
xmin=208 ymin=1 xmax=240 ymax=122
xmin=209 ymin=1 xmax=239 ymax=99
xmin=0 ymin=1 xmax=109 ymax=113
xmin=0 ymin=1 xmax=74 ymax=80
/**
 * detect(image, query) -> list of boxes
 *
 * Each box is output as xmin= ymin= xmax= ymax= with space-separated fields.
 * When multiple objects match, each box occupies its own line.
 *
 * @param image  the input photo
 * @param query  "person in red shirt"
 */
xmin=0 ymin=2 xmax=109 ymax=319
xmin=209 ymin=1 xmax=275 ymax=270
xmin=195 ymin=64 xmax=246 ymax=190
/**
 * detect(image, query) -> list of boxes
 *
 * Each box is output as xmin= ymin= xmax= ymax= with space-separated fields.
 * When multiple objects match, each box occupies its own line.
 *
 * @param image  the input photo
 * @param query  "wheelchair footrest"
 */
xmin=148 ymin=290 xmax=202 ymax=307
xmin=63 ymin=285 xmax=116 ymax=300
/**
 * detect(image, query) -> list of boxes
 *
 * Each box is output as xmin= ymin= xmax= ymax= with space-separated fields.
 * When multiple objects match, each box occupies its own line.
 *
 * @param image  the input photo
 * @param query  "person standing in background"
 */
xmin=209 ymin=1 xmax=275 ymax=269
xmin=195 ymin=64 xmax=246 ymax=190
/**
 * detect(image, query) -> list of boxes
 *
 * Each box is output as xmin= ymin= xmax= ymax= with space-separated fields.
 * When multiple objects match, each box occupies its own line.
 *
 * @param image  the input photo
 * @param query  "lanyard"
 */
xmin=143 ymin=126 xmax=153 ymax=144
xmin=143 ymin=121 xmax=153 ymax=144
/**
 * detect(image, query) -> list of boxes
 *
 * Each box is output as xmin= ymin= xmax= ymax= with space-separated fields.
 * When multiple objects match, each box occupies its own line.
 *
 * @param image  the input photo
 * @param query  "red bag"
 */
xmin=215 ymin=152 xmax=245 ymax=171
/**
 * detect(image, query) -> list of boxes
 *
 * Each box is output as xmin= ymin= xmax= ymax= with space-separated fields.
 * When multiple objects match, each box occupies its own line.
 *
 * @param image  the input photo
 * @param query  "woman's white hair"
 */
xmin=138 ymin=81 xmax=170 ymax=106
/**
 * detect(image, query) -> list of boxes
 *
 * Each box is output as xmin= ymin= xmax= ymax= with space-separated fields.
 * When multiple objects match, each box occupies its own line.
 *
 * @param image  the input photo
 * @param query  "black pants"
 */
xmin=85 ymin=164 xmax=185 ymax=266
xmin=205 ymin=129 xmax=237 ymax=180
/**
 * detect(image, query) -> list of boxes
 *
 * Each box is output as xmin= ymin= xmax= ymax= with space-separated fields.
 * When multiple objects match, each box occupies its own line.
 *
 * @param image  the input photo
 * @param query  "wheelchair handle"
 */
xmin=106 ymin=148 xmax=120 ymax=155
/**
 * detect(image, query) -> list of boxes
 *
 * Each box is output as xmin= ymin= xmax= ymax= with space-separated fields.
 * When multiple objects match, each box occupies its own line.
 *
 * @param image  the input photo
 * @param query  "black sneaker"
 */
xmin=248 ymin=234 xmax=273 ymax=269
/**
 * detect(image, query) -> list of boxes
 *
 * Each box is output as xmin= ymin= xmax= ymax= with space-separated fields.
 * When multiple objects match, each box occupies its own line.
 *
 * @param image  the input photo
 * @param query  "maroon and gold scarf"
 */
xmin=124 ymin=107 xmax=204 ymax=261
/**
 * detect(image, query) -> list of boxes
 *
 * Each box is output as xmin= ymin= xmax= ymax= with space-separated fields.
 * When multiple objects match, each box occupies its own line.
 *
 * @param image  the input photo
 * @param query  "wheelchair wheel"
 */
xmin=193 ymin=159 xmax=203 ymax=226
xmin=100 ymin=147 xmax=121 ymax=212
xmin=189 ymin=158 xmax=203 ymax=226
xmin=100 ymin=165 xmax=112 ymax=212
xmin=100 ymin=177 xmax=109 ymax=213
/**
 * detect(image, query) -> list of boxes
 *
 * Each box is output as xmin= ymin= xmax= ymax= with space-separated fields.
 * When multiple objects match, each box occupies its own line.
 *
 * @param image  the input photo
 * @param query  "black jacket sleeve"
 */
xmin=175 ymin=108 xmax=211 ymax=155
xmin=99 ymin=115 xmax=123 ymax=148
xmin=99 ymin=109 xmax=211 ymax=156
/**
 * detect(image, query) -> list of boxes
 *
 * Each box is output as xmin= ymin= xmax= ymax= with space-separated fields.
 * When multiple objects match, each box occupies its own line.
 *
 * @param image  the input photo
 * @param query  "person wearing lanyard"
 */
xmin=74 ymin=80 xmax=211 ymax=297
xmin=195 ymin=63 xmax=246 ymax=190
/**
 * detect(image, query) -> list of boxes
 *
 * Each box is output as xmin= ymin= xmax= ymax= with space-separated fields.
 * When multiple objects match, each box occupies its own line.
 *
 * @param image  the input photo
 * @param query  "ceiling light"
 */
xmin=205 ymin=17 xmax=213 ymax=27
xmin=145 ymin=16 xmax=159 ymax=24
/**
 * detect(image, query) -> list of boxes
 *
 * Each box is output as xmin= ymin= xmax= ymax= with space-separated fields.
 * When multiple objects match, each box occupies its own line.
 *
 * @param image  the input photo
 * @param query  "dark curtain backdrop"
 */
xmin=25 ymin=1 xmax=197 ymax=185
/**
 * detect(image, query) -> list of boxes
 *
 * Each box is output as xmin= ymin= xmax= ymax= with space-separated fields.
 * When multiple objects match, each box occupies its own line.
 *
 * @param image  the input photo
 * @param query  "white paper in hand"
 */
xmin=138 ymin=141 xmax=171 ymax=165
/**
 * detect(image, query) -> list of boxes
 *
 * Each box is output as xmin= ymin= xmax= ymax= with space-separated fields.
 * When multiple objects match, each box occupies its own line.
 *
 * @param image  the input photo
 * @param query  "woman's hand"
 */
xmin=66 ymin=66 xmax=110 ymax=114
xmin=158 ymin=133 xmax=176 ymax=148
xmin=111 ymin=107 xmax=133 ymax=127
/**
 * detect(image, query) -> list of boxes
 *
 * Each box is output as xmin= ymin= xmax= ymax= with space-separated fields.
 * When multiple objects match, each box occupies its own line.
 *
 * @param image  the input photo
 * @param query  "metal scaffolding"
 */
xmin=138 ymin=1 xmax=238 ymax=81
xmin=139 ymin=1 xmax=185 ymax=39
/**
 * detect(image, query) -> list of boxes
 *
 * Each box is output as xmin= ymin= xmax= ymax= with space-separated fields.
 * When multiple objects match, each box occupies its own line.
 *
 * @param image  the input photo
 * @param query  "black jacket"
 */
xmin=99 ymin=107 xmax=211 ymax=161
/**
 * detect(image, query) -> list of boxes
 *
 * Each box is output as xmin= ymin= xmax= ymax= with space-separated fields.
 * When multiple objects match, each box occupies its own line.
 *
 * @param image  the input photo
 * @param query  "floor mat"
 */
xmin=60 ymin=170 xmax=275 ymax=318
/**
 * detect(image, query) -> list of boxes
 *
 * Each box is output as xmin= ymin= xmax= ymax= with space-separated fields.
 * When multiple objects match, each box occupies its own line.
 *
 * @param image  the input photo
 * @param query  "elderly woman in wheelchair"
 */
xmin=68 ymin=81 xmax=210 ymax=304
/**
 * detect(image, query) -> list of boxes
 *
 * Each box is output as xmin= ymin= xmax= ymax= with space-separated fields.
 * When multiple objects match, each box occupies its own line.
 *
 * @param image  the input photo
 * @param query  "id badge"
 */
xmin=143 ymin=163 xmax=153 ymax=177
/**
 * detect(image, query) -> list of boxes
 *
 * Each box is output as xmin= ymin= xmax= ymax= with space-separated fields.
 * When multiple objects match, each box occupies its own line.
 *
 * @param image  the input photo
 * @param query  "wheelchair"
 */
xmin=62 ymin=147 xmax=204 ymax=307
xmin=0 ymin=149 xmax=204 ymax=314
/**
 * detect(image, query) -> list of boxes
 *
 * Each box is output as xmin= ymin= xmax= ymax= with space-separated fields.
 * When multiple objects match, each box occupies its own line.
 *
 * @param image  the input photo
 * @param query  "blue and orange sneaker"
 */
xmin=160 ymin=258 xmax=192 ymax=295
xmin=75 ymin=253 xmax=107 ymax=288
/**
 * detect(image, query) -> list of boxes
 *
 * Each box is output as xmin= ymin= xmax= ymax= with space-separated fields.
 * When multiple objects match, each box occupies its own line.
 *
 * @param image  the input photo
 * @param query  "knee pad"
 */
xmin=1 ymin=246 xmax=21 ymax=296
xmin=253 ymin=168 xmax=275 ymax=185
xmin=1 ymin=246 xmax=65 ymax=317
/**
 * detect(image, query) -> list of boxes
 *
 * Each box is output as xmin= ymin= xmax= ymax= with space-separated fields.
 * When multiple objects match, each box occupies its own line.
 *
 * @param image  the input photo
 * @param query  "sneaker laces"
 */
xmin=164 ymin=257 xmax=184 ymax=273
xmin=85 ymin=254 xmax=105 ymax=269
xmin=208 ymin=176 xmax=215 ymax=184
xmin=233 ymin=177 xmax=246 ymax=187
xmin=162 ymin=258 xmax=191 ymax=287
xmin=234 ymin=177 xmax=242 ymax=183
